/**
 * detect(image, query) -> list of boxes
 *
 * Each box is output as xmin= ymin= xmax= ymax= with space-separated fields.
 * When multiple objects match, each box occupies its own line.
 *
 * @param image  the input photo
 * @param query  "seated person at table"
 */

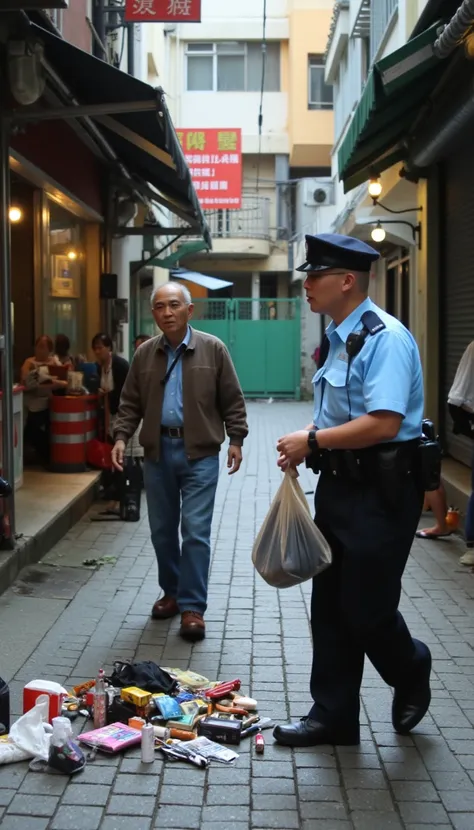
xmin=21 ymin=335 xmax=68 ymax=466
xmin=54 ymin=333 xmax=74 ymax=369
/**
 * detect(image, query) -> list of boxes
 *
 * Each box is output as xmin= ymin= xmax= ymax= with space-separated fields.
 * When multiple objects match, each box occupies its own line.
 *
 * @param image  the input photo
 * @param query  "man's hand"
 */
xmin=111 ymin=440 xmax=126 ymax=472
xmin=276 ymin=430 xmax=310 ymax=469
xmin=227 ymin=444 xmax=242 ymax=475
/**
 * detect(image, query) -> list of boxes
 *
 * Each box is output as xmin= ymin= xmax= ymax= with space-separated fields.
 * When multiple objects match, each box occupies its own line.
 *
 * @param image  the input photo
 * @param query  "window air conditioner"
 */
xmin=303 ymin=180 xmax=335 ymax=207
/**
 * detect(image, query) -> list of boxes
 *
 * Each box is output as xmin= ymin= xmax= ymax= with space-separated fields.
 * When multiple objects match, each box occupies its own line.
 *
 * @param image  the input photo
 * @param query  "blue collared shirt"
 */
xmin=312 ymin=297 xmax=424 ymax=442
xmin=161 ymin=326 xmax=191 ymax=427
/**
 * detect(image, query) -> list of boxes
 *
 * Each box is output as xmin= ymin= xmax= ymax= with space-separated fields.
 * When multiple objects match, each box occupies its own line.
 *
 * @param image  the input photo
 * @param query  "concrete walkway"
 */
xmin=1 ymin=402 xmax=474 ymax=830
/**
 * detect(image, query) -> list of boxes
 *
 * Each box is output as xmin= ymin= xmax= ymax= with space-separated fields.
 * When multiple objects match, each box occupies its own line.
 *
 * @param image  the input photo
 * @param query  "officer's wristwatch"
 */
xmin=308 ymin=429 xmax=319 ymax=452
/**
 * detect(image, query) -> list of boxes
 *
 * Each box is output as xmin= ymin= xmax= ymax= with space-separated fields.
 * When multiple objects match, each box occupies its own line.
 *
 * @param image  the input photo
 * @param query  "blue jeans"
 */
xmin=144 ymin=438 xmax=219 ymax=614
xmin=465 ymin=445 xmax=474 ymax=543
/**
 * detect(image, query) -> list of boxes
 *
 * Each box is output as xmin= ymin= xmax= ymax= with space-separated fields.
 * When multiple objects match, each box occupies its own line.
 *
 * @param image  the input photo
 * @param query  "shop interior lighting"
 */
xmin=9 ymin=207 xmax=22 ymax=223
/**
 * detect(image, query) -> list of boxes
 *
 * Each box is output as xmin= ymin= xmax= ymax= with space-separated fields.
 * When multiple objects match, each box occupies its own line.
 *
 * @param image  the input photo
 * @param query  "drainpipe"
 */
xmin=0 ymin=119 xmax=15 ymax=546
xmin=433 ymin=0 xmax=474 ymax=58
xmin=408 ymin=84 xmax=474 ymax=169
xmin=93 ymin=0 xmax=106 ymax=61
xmin=127 ymin=22 xmax=135 ymax=76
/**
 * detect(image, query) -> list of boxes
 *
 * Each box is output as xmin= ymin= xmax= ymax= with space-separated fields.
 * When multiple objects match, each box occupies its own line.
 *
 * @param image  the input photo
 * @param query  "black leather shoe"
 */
xmin=392 ymin=641 xmax=432 ymax=735
xmin=273 ymin=717 xmax=360 ymax=747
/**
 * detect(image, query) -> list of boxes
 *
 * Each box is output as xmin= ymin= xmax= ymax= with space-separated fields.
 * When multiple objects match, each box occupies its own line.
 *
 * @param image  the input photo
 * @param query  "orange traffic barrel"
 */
xmin=50 ymin=395 xmax=98 ymax=472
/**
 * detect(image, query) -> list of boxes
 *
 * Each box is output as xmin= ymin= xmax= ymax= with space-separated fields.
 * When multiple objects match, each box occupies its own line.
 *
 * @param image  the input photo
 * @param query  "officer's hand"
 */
xmin=277 ymin=456 xmax=300 ymax=477
xmin=276 ymin=430 xmax=310 ymax=466
xmin=227 ymin=445 xmax=242 ymax=475
xmin=111 ymin=440 xmax=126 ymax=472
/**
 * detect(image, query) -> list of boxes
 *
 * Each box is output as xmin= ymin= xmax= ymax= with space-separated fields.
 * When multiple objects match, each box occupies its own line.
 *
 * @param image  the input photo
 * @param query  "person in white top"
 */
xmin=21 ymin=335 xmax=68 ymax=465
xmin=446 ymin=340 xmax=474 ymax=566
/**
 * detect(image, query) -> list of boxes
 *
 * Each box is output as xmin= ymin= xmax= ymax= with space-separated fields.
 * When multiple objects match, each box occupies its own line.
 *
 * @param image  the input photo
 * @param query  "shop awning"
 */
xmin=147 ymin=240 xmax=210 ymax=269
xmin=338 ymin=22 xmax=446 ymax=193
xmin=25 ymin=23 xmax=210 ymax=245
xmin=171 ymin=269 xmax=233 ymax=290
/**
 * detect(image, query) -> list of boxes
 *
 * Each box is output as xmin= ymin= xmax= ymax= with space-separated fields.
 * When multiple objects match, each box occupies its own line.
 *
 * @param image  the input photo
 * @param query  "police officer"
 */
xmin=273 ymin=233 xmax=431 ymax=747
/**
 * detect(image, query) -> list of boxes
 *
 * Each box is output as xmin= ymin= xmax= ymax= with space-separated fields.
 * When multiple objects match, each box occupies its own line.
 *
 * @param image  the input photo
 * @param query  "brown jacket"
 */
xmin=114 ymin=328 xmax=248 ymax=461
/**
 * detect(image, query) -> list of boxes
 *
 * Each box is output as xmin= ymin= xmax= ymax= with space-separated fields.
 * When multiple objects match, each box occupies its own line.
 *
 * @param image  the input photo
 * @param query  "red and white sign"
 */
xmin=125 ymin=0 xmax=201 ymax=22
xmin=177 ymin=129 xmax=242 ymax=209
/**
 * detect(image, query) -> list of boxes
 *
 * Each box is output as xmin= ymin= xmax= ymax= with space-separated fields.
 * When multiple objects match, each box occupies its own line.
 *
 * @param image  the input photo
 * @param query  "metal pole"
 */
xmin=94 ymin=0 xmax=107 ymax=61
xmin=127 ymin=22 xmax=135 ymax=76
xmin=0 ymin=118 xmax=15 ymax=546
xmin=10 ymin=99 xmax=158 ymax=122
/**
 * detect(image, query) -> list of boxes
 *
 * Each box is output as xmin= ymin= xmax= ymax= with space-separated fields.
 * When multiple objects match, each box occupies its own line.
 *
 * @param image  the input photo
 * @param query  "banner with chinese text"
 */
xmin=177 ymin=129 xmax=242 ymax=210
xmin=125 ymin=0 xmax=201 ymax=22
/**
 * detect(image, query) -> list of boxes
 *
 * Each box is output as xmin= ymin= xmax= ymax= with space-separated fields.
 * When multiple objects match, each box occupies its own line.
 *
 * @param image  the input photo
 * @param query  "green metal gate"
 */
xmin=191 ymin=298 xmax=301 ymax=399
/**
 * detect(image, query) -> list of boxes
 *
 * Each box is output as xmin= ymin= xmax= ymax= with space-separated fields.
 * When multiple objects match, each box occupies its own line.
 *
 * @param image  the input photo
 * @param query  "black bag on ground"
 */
xmin=0 ymin=676 xmax=10 ymax=734
xmin=119 ymin=458 xmax=142 ymax=522
xmin=107 ymin=661 xmax=178 ymax=695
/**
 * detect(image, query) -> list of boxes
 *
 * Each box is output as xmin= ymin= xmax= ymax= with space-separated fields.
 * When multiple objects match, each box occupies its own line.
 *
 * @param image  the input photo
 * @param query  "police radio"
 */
xmin=418 ymin=419 xmax=442 ymax=492
xmin=346 ymin=311 xmax=386 ymax=360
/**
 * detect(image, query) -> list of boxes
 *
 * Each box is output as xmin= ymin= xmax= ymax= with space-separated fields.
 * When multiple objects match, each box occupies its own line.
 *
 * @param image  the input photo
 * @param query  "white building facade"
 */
xmin=156 ymin=0 xmax=337 ymax=397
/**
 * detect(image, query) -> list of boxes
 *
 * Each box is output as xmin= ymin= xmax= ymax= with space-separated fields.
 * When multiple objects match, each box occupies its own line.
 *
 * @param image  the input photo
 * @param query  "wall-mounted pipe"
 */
xmin=433 ymin=0 xmax=474 ymax=59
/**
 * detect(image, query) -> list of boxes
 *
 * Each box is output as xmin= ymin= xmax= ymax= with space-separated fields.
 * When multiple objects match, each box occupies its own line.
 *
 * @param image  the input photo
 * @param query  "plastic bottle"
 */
xmin=93 ymin=668 xmax=106 ymax=729
xmin=141 ymin=723 xmax=155 ymax=763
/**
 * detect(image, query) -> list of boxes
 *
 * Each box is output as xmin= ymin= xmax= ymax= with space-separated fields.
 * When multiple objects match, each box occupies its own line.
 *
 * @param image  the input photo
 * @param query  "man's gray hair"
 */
xmin=150 ymin=282 xmax=192 ymax=307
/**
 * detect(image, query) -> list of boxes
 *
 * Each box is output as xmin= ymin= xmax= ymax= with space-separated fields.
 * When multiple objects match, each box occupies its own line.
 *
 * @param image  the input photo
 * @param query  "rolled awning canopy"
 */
xmin=337 ymin=22 xmax=447 ymax=193
xmin=24 ymin=22 xmax=210 ymax=245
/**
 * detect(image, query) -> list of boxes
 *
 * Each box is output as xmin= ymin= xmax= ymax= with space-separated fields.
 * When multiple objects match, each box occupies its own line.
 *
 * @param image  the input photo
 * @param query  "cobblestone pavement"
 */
xmin=1 ymin=402 xmax=474 ymax=830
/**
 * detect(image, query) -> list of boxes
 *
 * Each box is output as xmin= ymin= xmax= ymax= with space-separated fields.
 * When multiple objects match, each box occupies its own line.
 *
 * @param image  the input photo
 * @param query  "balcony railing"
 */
xmin=370 ymin=0 xmax=398 ymax=62
xmin=200 ymin=196 xmax=271 ymax=241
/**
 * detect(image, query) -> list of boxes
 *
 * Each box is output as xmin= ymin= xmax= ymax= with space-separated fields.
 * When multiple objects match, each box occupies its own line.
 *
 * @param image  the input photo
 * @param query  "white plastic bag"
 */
xmin=252 ymin=471 xmax=332 ymax=588
xmin=6 ymin=699 xmax=52 ymax=762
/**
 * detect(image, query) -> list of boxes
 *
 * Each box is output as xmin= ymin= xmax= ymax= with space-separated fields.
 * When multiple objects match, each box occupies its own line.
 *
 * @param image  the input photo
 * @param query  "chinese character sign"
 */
xmin=125 ymin=0 xmax=201 ymax=23
xmin=177 ymin=129 xmax=242 ymax=209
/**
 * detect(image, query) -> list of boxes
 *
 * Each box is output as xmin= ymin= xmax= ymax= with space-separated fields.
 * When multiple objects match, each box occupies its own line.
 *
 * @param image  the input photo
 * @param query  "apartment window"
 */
xmin=186 ymin=42 xmax=280 ymax=92
xmin=308 ymin=55 xmax=333 ymax=110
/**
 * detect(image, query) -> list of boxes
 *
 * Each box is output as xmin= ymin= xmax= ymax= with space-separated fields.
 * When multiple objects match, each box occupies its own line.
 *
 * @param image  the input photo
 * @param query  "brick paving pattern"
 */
xmin=1 ymin=402 xmax=474 ymax=829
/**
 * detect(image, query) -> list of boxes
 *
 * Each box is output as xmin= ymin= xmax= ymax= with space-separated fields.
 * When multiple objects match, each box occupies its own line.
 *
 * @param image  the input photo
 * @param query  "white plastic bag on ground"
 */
xmin=4 ymin=699 xmax=52 ymax=763
xmin=252 ymin=470 xmax=332 ymax=588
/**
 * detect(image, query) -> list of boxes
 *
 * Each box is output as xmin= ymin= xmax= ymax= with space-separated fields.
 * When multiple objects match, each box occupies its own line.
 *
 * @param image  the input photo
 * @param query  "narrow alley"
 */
xmin=1 ymin=402 xmax=474 ymax=830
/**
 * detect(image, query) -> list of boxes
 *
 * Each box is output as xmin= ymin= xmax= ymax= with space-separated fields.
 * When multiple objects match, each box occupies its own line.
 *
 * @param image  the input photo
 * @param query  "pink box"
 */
xmin=23 ymin=680 xmax=67 ymax=723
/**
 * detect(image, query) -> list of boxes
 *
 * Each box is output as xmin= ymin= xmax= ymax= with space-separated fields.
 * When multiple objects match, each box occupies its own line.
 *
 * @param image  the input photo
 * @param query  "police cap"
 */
xmin=296 ymin=233 xmax=380 ymax=273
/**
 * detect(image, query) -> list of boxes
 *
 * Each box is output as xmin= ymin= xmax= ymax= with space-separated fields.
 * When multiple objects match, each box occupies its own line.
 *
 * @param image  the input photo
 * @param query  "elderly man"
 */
xmin=112 ymin=282 xmax=248 ymax=641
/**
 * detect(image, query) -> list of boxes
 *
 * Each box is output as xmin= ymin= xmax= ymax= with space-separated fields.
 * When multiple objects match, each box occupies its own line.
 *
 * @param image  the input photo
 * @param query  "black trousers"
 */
xmin=24 ymin=409 xmax=50 ymax=466
xmin=309 ymin=470 xmax=424 ymax=739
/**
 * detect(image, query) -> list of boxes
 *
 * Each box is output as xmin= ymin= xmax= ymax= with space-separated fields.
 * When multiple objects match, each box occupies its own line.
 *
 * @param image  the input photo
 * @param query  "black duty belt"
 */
xmin=313 ymin=440 xmax=419 ymax=480
xmin=161 ymin=426 xmax=184 ymax=439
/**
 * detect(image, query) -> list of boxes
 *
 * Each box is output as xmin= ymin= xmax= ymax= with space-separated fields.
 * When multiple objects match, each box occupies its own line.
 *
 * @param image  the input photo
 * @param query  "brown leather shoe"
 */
xmin=180 ymin=611 xmax=205 ymax=642
xmin=151 ymin=596 xmax=179 ymax=620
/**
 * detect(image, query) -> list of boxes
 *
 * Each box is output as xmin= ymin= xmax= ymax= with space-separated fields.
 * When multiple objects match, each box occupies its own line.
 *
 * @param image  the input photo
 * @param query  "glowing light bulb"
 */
xmin=9 ymin=207 xmax=22 ymax=223
xmin=368 ymin=178 xmax=382 ymax=198
xmin=371 ymin=223 xmax=386 ymax=243
xmin=67 ymin=250 xmax=78 ymax=261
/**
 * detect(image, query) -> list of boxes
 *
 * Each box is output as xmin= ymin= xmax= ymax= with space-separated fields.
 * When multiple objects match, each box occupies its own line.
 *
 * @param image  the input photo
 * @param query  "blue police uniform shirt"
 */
xmin=312 ymin=297 xmax=424 ymax=441
xmin=161 ymin=326 xmax=191 ymax=427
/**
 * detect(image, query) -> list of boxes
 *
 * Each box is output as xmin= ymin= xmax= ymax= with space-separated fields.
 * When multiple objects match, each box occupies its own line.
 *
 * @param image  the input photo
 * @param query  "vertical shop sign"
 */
xmin=176 ymin=129 xmax=242 ymax=209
